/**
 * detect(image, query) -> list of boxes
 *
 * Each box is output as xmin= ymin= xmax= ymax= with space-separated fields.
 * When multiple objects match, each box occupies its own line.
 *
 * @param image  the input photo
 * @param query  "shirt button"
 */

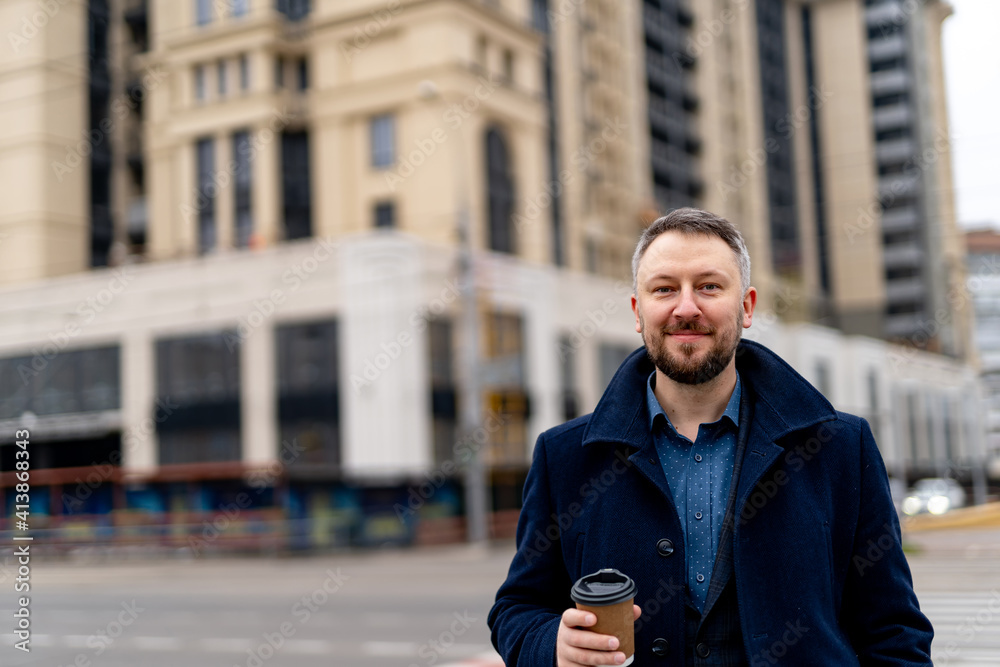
xmin=696 ymin=642 xmax=711 ymax=658
xmin=694 ymin=511 xmax=703 ymax=520
xmin=656 ymin=538 xmax=675 ymax=557
xmin=696 ymin=573 xmax=705 ymax=583
xmin=694 ymin=454 xmax=703 ymax=462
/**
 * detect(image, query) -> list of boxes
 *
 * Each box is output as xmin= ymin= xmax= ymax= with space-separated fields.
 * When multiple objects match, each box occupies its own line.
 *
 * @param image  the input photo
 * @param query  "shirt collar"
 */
xmin=646 ymin=369 xmax=742 ymax=434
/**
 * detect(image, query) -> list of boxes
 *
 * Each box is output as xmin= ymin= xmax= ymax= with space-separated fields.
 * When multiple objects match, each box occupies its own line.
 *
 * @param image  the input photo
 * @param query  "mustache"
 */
xmin=664 ymin=322 xmax=714 ymax=335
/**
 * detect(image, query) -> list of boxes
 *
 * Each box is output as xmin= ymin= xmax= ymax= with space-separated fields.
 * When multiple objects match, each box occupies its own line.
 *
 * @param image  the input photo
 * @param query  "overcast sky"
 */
xmin=942 ymin=0 xmax=1000 ymax=229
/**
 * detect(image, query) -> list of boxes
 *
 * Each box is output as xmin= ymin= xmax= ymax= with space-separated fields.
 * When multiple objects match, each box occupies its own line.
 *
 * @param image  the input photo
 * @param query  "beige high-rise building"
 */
xmin=0 ymin=0 xmax=987 ymax=550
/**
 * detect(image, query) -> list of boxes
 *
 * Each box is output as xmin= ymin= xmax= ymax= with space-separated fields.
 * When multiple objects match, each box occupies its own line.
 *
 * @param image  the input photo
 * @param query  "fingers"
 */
xmin=557 ymin=609 xmax=627 ymax=666
xmin=633 ymin=604 xmax=642 ymax=621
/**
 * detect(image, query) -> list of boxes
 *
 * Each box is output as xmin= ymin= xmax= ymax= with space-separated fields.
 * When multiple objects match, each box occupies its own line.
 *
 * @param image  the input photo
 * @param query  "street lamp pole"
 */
xmin=419 ymin=79 xmax=489 ymax=544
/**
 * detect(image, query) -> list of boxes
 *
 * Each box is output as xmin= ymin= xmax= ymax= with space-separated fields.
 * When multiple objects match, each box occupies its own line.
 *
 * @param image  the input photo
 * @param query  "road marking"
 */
xmin=62 ymin=635 xmax=91 ymax=648
xmin=438 ymin=650 xmax=504 ymax=667
xmin=133 ymin=636 xmax=183 ymax=651
xmin=201 ymin=637 xmax=254 ymax=653
xmin=363 ymin=641 xmax=418 ymax=656
xmin=284 ymin=639 xmax=334 ymax=654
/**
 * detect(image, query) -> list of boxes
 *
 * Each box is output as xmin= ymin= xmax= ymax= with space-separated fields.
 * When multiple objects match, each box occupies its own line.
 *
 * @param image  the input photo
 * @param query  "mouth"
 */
xmin=669 ymin=331 xmax=709 ymax=342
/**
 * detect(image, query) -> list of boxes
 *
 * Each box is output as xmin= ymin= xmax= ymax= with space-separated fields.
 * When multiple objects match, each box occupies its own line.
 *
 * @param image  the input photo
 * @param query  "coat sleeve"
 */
xmin=488 ymin=432 xmax=572 ymax=667
xmin=841 ymin=419 xmax=934 ymax=665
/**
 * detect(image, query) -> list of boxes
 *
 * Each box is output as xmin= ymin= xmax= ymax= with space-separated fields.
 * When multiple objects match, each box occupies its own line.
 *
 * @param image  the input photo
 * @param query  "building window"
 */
xmin=374 ymin=201 xmax=395 ymax=229
xmin=297 ymin=57 xmax=308 ymax=90
xmin=476 ymin=35 xmax=488 ymax=70
xmin=485 ymin=311 xmax=529 ymax=466
xmin=0 ymin=346 xmax=121 ymax=419
xmin=558 ymin=334 xmax=579 ymax=421
xmin=196 ymin=137 xmax=216 ymax=253
xmin=194 ymin=64 xmax=206 ymax=101
xmin=370 ymin=114 xmax=395 ymax=168
xmin=217 ymin=60 xmax=227 ymax=96
xmin=429 ymin=318 xmax=457 ymax=464
xmin=275 ymin=55 xmax=284 ymax=89
xmin=233 ymin=130 xmax=253 ymax=248
xmin=156 ymin=331 xmax=242 ymax=465
xmin=239 ymin=54 xmax=250 ymax=91
xmin=276 ymin=0 xmax=310 ymax=21
xmin=281 ymin=130 xmax=312 ymax=240
xmin=502 ymin=49 xmax=514 ymax=82
xmin=485 ymin=127 xmax=516 ymax=253
xmin=232 ymin=0 xmax=249 ymax=17
xmin=196 ymin=0 xmax=212 ymax=25
xmin=276 ymin=320 xmax=340 ymax=468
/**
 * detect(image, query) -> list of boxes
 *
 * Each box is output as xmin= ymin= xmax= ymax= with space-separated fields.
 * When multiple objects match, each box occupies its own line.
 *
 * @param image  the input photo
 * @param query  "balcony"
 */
xmin=880 ymin=207 xmax=919 ymax=234
xmin=886 ymin=312 xmax=926 ymax=339
xmin=866 ymin=2 xmax=906 ymax=28
xmin=885 ymin=277 xmax=925 ymax=302
xmin=882 ymin=242 xmax=924 ymax=269
xmin=868 ymin=34 xmax=906 ymax=62
xmin=876 ymin=136 xmax=915 ymax=163
xmin=872 ymin=103 xmax=912 ymax=131
xmin=879 ymin=174 xmax=920 ymax=200
xmin=870 ymin=69 xmax=910 ymax=96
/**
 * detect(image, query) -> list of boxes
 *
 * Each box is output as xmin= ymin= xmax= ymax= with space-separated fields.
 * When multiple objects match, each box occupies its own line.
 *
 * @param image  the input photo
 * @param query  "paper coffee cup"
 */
xmin=570 ymin=568 xmax=637 ymax=667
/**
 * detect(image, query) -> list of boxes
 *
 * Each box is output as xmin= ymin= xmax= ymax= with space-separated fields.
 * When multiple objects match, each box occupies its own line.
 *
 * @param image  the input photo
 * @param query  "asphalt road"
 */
xmin=0 ymin=528 xmax=997 ymax=667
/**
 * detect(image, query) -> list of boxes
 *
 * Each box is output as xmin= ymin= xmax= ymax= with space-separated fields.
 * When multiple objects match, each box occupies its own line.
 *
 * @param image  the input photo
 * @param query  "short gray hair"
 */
xmin=632 ymin=207 xmax=751 ymax=296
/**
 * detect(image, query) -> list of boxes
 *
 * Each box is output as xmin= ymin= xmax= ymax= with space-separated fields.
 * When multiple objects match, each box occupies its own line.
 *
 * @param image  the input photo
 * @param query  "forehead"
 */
xmin=638 ymin=231 xmax=739 ymax=279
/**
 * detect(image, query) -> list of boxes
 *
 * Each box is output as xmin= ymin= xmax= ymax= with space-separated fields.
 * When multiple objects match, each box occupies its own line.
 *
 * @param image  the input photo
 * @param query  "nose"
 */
xmin=673 ymin=286 xmax=701 ymax=321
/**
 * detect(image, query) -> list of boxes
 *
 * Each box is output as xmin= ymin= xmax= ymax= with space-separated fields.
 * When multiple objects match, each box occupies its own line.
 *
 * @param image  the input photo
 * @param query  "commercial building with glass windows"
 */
xmin=0 ymin=0 xmax=988 ymax=549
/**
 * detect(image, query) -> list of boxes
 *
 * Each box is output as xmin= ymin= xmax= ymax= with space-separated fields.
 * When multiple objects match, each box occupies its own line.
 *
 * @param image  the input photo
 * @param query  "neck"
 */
xmin=653 ymin=361 xmax=737 ymax=429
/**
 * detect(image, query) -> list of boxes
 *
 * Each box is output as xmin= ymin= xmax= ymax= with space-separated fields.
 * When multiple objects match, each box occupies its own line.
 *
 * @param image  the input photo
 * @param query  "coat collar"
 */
xmin=581 ymin=339 xmax=838 ymax=449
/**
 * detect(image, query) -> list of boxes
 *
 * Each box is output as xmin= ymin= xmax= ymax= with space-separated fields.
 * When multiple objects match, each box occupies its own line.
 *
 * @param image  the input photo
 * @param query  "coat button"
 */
xmin=651 ymin=638 xmax=669 ymax=656
xmin=656 ymin=538 xmax=674 ymax=557
xmin=696 ymin=642 xmax=711 ymax=658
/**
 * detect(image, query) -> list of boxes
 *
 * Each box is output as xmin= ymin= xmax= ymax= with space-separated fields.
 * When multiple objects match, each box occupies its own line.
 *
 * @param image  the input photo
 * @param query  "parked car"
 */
xmin=901 ymin=478 xmax=966 ymax=516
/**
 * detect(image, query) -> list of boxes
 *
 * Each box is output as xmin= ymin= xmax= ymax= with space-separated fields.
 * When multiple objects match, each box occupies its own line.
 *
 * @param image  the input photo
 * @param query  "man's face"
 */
xmin=631 ymin=231 xmax=756 ymax=385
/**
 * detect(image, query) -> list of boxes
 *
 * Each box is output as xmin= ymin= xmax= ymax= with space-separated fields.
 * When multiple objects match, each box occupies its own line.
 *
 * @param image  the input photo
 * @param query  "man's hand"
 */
xmin=556 ymin=606 xmax=641 ymax=666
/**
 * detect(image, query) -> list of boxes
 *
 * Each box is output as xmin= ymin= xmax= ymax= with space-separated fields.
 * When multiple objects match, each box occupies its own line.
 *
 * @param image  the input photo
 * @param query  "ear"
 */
xmin=631 ymin=294 xmax=642 ymax=333
xmin=742 ymin=287 xmax=757 ymax=329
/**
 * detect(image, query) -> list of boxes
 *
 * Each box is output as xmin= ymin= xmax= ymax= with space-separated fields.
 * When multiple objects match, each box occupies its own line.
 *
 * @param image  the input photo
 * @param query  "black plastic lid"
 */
xmin=570 ymin=568 xmax=637 ymax=606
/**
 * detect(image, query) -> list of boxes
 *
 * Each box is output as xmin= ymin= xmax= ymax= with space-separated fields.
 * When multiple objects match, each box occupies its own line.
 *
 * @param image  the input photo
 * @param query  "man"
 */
xmin=488 ymin=208 xmax=933 ymax=666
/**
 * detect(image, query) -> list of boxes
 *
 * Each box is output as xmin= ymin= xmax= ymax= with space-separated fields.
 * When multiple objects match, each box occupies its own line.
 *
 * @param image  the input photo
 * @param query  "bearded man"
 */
xmin=489 ymin=208 xmax=933 ymax=666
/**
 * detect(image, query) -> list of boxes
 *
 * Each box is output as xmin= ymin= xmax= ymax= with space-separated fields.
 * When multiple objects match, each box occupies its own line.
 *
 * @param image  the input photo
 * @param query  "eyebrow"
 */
xmin=644 ymin=270 xmax=730 ymax=283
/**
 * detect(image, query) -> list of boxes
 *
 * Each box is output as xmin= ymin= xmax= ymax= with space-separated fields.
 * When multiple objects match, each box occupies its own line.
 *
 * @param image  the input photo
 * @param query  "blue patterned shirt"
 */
xmin=646 ymin=370 xmax=741 ymax=612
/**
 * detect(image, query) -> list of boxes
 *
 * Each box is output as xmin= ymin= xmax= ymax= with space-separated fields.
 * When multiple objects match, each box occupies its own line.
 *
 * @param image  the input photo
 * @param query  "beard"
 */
xmin=640 ymin=309 xmax=743 ymax=385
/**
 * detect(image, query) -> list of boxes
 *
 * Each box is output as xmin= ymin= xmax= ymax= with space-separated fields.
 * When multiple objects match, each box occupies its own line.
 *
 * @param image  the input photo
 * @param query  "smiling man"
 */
xmin=489 ymin=208 xmax=933 ymax=666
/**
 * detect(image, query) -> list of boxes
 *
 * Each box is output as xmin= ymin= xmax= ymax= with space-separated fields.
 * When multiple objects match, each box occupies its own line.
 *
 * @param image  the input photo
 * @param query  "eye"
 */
xmin=653 ymin=286 xmax=675 ymax=294
xmin=702 ymin=284 xmax=720 ymax=291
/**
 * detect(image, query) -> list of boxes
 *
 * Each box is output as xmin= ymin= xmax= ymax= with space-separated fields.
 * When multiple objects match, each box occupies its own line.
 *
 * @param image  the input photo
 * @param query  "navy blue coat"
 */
xmin=489 ymin=340 xmax=933 ymax=665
